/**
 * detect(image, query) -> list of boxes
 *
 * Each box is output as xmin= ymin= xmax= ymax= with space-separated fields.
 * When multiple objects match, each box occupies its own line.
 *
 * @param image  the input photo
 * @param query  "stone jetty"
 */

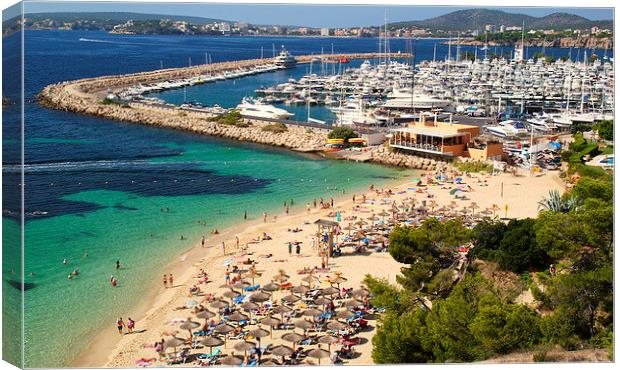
xmin=38 ymin=52 xmax=455 ymax=171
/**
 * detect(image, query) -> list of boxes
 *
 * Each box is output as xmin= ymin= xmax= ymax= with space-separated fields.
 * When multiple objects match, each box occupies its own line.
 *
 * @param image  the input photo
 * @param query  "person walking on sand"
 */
xmin=235 ymin=236 xmax=240 ymax=249
xmin=296 ymin=243 xmax=301 ymax=255
xmin=306 ymin=203 xmax=311 ymax=213
xmin=201 ymin=236 xmax=206 ymax=248
xmin=288 ymin=242 xmax=293 ymax=255
xmin=127 ymin=317 xmax=135 ymax=333
xmin=168 ymin=274 xmax=174 ymax=287
xmin=285 ymin=205 xmax=289 ymax=215
xmin=244 ymin=210 xmax=247 ymax=220
xmin=163 ymin=274 xmax=168 ymax=288
xmin=116 ymin=317 xmax=125 ymax=335
xmin=263 ymin=212 xmax=267 ymax=223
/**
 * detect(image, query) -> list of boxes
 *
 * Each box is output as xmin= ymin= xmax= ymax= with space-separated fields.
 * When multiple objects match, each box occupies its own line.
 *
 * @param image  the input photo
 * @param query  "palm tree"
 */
xmin=538 ymin=190 xmax=581 ymax=213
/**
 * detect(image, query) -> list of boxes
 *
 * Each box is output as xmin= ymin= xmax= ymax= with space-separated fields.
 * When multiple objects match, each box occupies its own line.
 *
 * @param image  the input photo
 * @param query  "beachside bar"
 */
xmin=387 ymin=118 xmax=500 ymax=158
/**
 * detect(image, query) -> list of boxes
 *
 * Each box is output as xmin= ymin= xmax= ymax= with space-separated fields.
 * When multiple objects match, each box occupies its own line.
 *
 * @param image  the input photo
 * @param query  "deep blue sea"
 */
xmin=2 ymin=30 xmax=608 ymax=367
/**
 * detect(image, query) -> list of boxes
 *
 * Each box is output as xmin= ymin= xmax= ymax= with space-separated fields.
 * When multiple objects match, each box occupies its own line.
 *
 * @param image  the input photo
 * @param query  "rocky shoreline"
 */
xmin=38 ymin=52 xmax=453 ymax=172
xmin=449 ymin=36 xmax=613 ymax=50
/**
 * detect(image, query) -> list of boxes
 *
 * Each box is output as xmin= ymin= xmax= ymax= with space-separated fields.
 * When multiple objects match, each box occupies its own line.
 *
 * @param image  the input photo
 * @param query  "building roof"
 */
xmin=391 ymin=127 xmax=467 ymax=139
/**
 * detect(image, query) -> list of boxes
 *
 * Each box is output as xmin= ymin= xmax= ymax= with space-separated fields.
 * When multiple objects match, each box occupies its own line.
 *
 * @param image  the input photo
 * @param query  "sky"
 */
xmin=16 ymin=1 xmax=616 ymax=28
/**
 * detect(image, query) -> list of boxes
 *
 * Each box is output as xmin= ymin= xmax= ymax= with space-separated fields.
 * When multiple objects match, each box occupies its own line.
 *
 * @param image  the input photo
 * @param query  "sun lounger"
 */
xmin=243 ymin=284 xmax=261 ymax=292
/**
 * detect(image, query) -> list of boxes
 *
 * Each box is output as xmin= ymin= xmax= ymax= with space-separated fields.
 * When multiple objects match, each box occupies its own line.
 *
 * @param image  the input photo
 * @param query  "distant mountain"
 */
xmin=23 ymin=11 xmax=230 ymax=25
xmin=389 ymin=9 xmax=613 ymax=31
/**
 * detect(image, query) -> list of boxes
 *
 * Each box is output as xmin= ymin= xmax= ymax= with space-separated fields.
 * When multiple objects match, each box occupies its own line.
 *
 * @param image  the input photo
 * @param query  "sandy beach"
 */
xmin=74 ymin=167 xmax=563 ymax=368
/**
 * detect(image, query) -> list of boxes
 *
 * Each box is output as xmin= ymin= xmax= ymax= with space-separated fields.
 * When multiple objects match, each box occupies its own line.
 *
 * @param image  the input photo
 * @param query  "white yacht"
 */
xmin=273 ymin=47 xmax=297 ymax=68
xmin=235 ymin=98 xmax=294 ymax=120
xmin=330 ymin=99 xmax=379 ymax=127
xmin=485 ymin=120 xmax=529 ymax=139
xmin=383 ymin=88 xmax=451 ymax=110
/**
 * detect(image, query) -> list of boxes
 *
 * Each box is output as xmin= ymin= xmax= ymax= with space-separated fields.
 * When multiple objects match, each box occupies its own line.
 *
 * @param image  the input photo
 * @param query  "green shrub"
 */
xmin=261 ymin=122 xmax=288 ymax=133
xmin=533 ymin=349 xmax=548 ymax=362
xmin=454 ymin=160 xmax=493 ymax=173
xmin=593 ymin=120 xmax=613 ymax=141
xmin=328 ymin=126 xmax=358 ymax=141
xmin=99 ymin=97 xmax=115 ymax=105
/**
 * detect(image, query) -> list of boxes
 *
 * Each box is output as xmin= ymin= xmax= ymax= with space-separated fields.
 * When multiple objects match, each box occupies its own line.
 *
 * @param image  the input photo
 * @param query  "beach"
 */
xmin=73 ymin=167 xmax=564 ymax=368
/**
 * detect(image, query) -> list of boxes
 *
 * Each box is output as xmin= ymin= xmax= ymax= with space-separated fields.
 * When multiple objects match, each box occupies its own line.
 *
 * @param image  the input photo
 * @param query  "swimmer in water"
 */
xmin=116 ymin=260 xmax=121 ymax=270
xmin=63 ymin=258 xmax=68 ymax=265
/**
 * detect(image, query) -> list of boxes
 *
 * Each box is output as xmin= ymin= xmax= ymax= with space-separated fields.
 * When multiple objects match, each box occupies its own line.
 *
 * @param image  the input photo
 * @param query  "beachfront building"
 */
xmin=387 ymin=118 xmax=502 ymax=159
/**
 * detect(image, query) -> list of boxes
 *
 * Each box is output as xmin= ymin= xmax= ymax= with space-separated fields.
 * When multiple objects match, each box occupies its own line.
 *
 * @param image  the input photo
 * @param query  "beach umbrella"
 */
xmin=351 ymin=288 xmax=370 ymax=298
xmin=272 ymin=305 xmax=292 ymax=314
xmin=337 ymin=310 xmax=356 ymax=320
xmin=281 ymin=332 xmax=304 ymax=349
xmin=196 ymin=309 xmax=216 ymax=320
xmin=367 ymin=215 xmax=379 ymax=222
xmin=344 ymin=299 xmax=363 ymax=307
xmin=491 ymin=204 xmax=501 ymax=218
xmin=180 ymin=319 xmax=201 ymax=339
xmin=294 ymin=319 xmax=314 ymax=332
xmin=291 ymin=284 xmax=309 ymax=295
xmin=302 ymin=308 xmax=323 ymax=317
xmin=326 ymin=320 xmax=346 ymax=331
xmin=318 ymin=335 xmax=339 ymax=352
xmin=281 ymin=294 xmax=300 ymax=304
xmin=228 ymin=311 xmax=249 ymax=322
xmin=248 ymin=327 xmax=270 ymax=348
xmin=260 ymin=316 xmax=281 ymax=337
xmin=164 ymin=337 xmax=185 ymax=353
xmin=354 ymin=220 xmax=367 ymax=227
xmin=262 ymin=282 xmax=280 ymax=292
xmin=241 ymin=301 xmax=259 ymax=312
xmin=232 ymin=281 xmax=251 ymax=290
xmin=250 ymin=291 xmax=270 ymax=303
xmin=210 ymin=300 xmax=229 ymax=310
xmin=220 ymin=354 xmax=244 ymax=366
xmin=223 ymin=290 xmax=241 ymax=301
xmin=301 ymin=275 xmax=318 ymax=285
xmin=322 ymin=287 xmax=340 ymax=296
xmin=244 ymin=271 xmax=261 ymax=285
xmin=200 ymin=336 xmax=224 ymax=355
xmin=307 ymin=347 xmax=330 ymax=365
xmin=470 ymin=202 xmax=480 ymax=217
xmin=270 ymin=344 xmax=294 ymax=358
xmin=215 ymin=323 xmax=235 ymax=335
xmin=234 ymin=341 xmax=256 ymax=356
xmin=330 ymin=276 xmax=347 ymax=286
xmin=314 ymin=297 xmax=332 ymax=306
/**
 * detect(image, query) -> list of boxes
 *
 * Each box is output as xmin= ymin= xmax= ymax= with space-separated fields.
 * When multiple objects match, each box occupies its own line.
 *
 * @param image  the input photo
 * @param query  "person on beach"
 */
xmin=116 ymin=260 xmax=121 ymax=270
xmin=263 ymin=212 xmax=267 ymax=223
xmin=236 ymin=236 xmax=240 ymax=249
xmin=116 ymin=317 xmax=125 ymax=335
xmin=352 ymin=194 xmax=356 ymax=203
xmin=288 ymin=242 xmax=293 ymax=255
xmin=285 ymin=205 xmax=289 ymax=215
xmin=244 ymin=210 xmax=247 ymax=220
xmin=313 ymin=199 xmax=317 ymax=208
xmin=201 ymin=236 xmax=205 ymax=248
xmin=163 ymin=274 xmax=168 ymax=288
xmin=296 ymin=243 xmax=301 ymax=255
xmin=306 ymin=203 xmax=311 ymax=213
xmin=220 ymin=241 xmax=226 ymax=255
xmin=225 ymin=270 xmax=231 ymax=285
xmin=330 ymin=198 xmax=334 ymax=207
xmin=127 ymin=317 xmax=135 ymax=333
xmin=168 ymin=274 xmax=174 ymax=287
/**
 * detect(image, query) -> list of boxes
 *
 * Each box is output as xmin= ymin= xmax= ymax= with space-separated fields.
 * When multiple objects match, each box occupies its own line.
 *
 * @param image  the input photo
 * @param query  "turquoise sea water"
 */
xmin=2 ymin=29 xmax=604 ymax=367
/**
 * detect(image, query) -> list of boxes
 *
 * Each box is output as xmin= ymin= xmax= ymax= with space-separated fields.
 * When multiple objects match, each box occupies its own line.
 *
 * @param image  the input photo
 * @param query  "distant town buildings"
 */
xmin=320 ymin=28 xmax=330 ymax=36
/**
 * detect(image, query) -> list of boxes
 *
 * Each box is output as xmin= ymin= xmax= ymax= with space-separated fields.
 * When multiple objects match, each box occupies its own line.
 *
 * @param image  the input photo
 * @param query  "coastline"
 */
xmin=71 ymin=173 xmax=415 ymax=368
xmin=74 ymin=168 xmax=564 ymax=368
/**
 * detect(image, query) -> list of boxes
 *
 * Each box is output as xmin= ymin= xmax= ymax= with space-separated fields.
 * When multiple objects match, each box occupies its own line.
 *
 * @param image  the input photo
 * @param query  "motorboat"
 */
xmin=273 ymin=46 xmax=297 ymax=68
xmin=485 ymin=120 xmax=529 ymax=139
xmin=235 ymin=97 xmax=294 ymax=120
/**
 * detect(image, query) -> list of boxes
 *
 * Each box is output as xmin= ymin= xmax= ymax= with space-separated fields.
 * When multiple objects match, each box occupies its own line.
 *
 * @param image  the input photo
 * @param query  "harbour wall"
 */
xmin=38 ymin=52 xmax=452 ymax=171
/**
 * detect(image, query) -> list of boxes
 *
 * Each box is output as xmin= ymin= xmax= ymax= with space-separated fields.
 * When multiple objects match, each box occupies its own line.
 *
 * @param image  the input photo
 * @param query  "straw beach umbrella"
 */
xmin=270 ymin=344 xmax=294 ymax=362
xmin=164 ymin=337 xmax=185 ymax=354
xmin=294 ymin=319 xmax=314 ymax=332
xmin=260 ymin=316 xmax=281 ymax=337
xmin=200 ymin=336 xmax=224 ymax=355
xmin=220 ymin=354 xmax=244 ymax=366
xmin=228 ymin=311 xmax=249 ymax=323
xmin=351 ymin=288 xmax=370 ymax=298
xmin=262 ymin=282 xmax=280 ymax=292
xmin=234 ymin=341 xmax=256 ymax=357
xmin=322 ymin=286 xmax=340 ymax=296
xmin=281 ymin=332 xmax=304 ymax=349
xmin=210 ymin=300 xmax=228 ymax=310
xmin=195 ymin=309 xmax=216 ymax=320
xmin=314 ymin=296 xmax=332 ymax=306
xmin=241 ymin=301 xmax=259 ymax=312
xmin=282 ymin=294 xmax=300 ymax=304
xmin=307 ymin=347 xmax=330 ymax=365
xmin=337 ymin=310 xmax=356 ymax=320
xmin=250 ymin=291 xmax=270 ymax=303
xmin=302 ymin=308 xmax=323 ymax=318
xmin=231 ymin=281 xmax=251 ymax=290
xmin=326 ymin=320 xmax=346 ymax=331
xmin=344 ymin=299 xmax=363 ymax=308
xmin=318 ymin=335 xmax=339 ymax=352
xmin=180 ymin=319 xmax=200 ymax=340
xmin=291 ymin=284 xmax=310 ymax=295
xmin=248 ymin=327 xmax=270 ymax=348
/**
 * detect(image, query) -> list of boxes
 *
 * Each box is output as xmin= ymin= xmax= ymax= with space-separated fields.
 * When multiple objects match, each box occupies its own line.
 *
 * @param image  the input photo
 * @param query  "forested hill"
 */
xmin=389 ymin=9 xmax=613 ymax=31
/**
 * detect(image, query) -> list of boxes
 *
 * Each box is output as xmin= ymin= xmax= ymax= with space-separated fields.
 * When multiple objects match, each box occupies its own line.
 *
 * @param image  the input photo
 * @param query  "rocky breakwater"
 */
xmin=367 ymin=145 xmax=452 ymax=172
xmin=39 ymin=83 xmax=327 ymax=152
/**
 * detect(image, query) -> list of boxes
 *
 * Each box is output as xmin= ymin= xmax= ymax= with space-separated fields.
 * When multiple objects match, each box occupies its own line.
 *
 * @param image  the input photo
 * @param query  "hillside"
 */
xmin=390 ymin=8 xmax=612 ymax=31
xmin=23 ymin=12 xmax=230 ymax=25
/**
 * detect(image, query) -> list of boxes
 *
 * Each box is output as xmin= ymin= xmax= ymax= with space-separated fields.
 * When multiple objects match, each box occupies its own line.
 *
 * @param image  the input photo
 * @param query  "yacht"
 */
xmin=273 ymin=47 xmax=297 ymax=68
xmin=235 ymin=98 xmax=294 ymax=120
xmin=383 ymin=89 xmax=451 ymax=110
xmin=485 ymin=120 xmax=529 ymax=139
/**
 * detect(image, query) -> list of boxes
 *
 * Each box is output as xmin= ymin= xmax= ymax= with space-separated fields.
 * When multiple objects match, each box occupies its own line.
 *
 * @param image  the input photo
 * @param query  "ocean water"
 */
xmin=2 ymin=29 xmax=608 ymax=367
